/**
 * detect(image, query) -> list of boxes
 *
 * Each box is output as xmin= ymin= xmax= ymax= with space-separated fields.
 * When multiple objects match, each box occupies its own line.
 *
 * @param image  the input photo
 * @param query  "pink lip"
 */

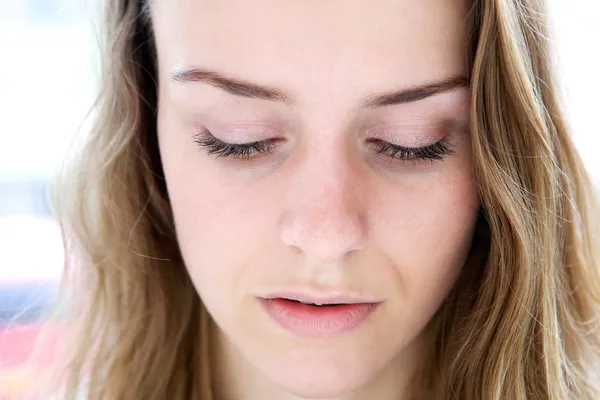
xmin=259 ymin=297 xmax=380 ymax=339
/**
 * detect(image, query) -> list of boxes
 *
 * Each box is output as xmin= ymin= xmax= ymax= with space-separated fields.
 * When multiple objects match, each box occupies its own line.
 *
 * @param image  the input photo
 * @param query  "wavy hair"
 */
xmin=48 ymin=0 xmax=600 ymax=398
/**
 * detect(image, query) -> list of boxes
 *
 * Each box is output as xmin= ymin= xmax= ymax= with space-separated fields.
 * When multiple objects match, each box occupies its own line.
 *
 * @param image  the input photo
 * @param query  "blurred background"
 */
xmin=0 ymin=1 xmax=97 ymax=397
xmin=0 ymin=0 xmax=599 ymax=398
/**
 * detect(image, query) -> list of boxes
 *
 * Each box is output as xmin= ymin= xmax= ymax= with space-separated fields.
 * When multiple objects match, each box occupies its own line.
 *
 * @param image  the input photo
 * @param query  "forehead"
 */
xmin=150 ymin=0 xmax=468 ymax=100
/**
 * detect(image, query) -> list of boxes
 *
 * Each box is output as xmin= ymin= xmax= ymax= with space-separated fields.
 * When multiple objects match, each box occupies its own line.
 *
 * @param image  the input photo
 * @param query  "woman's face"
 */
xmin=154 ymin=0 xmax=479 ymax=397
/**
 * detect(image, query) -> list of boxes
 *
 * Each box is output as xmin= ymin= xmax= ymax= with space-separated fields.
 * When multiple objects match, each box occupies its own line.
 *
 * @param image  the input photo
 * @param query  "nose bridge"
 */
xmin=279 ymin=147 xmax=368 ymax=263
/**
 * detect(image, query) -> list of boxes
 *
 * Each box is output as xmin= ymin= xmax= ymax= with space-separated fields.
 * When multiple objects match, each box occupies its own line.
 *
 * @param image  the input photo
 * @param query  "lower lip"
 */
xmin=259 ymin=298 xmax=379 ymax=339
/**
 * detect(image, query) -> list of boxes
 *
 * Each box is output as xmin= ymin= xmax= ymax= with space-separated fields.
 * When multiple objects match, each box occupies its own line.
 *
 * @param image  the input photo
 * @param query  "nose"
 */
xmin=279 ymin=151 xmax=368 ymax=263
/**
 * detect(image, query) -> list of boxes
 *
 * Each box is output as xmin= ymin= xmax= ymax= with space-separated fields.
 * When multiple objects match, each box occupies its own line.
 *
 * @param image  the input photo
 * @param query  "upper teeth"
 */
xmin=300 ymin=301 xmax=321 ymax=305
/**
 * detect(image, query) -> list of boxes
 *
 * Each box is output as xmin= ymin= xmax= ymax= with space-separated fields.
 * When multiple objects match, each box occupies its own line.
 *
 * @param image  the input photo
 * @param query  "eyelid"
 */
xmin=197 ymin=119 xmax=285 ymax=143
xmin=363 ymin=120 xmax=458 ymax=147
xmin=202 ymin=127 xmax=275 ymax=144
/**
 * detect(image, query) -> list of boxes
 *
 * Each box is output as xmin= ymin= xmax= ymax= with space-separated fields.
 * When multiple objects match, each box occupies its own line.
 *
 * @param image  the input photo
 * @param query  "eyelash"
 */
xmin=193 ymin=130 xmax=276 ymax=159
xmin=369 ymin=138 xmax=454 ymax=162
xmin=193 ymin=129 xmax=454 ymax=162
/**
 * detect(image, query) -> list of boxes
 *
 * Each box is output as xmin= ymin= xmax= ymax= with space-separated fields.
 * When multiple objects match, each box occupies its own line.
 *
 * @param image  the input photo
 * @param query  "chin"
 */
xmin=258 ymin=348 xmax=382 ymax=399
xmin=273 ymin=372 xmax=366 ymax=399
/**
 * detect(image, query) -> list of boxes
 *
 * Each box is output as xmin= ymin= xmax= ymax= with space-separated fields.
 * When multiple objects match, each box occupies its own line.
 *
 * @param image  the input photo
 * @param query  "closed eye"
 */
xmin=367 ymin=138 xmax=454 ymax=162
xmin=193 ymin=129 xmax=277 ymax=159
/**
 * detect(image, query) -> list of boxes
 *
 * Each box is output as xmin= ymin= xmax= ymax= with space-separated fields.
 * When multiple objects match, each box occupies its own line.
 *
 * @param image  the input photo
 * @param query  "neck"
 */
xmin=211 ymin=322 xmax=428 ymax=400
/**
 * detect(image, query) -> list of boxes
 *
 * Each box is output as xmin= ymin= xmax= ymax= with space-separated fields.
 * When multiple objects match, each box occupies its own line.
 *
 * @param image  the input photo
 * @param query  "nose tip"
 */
xmin=280 ymin=206 xmax=367 ymax=263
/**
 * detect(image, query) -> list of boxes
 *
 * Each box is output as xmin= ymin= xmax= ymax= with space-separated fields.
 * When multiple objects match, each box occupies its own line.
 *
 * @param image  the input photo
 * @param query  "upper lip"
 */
xmin=261 ymin=289 xmax=381 ymax=305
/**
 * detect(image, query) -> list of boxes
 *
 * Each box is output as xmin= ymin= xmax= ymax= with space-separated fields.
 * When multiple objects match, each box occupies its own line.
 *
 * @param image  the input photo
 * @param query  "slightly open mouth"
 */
xmin=282 ymin=298 xmax=344 ymax=307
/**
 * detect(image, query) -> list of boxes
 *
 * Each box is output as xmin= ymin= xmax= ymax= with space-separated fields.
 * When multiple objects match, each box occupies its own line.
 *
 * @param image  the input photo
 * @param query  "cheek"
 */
xmin=172 ymin=181 xmax=273 ymax=271
xmin=375 ymin=168 xmax=479 ymax=307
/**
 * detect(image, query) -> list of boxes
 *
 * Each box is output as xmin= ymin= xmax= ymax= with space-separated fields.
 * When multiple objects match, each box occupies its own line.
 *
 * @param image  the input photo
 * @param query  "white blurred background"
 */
xmin=0 ymin=0 xmax=598 ymax=396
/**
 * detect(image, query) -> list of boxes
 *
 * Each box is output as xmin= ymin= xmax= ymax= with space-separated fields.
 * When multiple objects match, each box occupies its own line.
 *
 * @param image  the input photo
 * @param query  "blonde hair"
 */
xmin=49 ymin=0 xmax=600 ymax=398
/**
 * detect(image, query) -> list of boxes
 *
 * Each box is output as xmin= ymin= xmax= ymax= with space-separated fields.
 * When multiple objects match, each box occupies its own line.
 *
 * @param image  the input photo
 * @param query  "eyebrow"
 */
xmin=170 ymin=67 xmax=469 ymax=108
xmin=364 ymin=75 xmax=469 ymax=107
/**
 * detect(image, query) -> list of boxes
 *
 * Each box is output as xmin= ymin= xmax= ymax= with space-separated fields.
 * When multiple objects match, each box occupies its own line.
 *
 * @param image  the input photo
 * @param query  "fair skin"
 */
xmin=153 ymin=0 xmax=479 ymax=399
